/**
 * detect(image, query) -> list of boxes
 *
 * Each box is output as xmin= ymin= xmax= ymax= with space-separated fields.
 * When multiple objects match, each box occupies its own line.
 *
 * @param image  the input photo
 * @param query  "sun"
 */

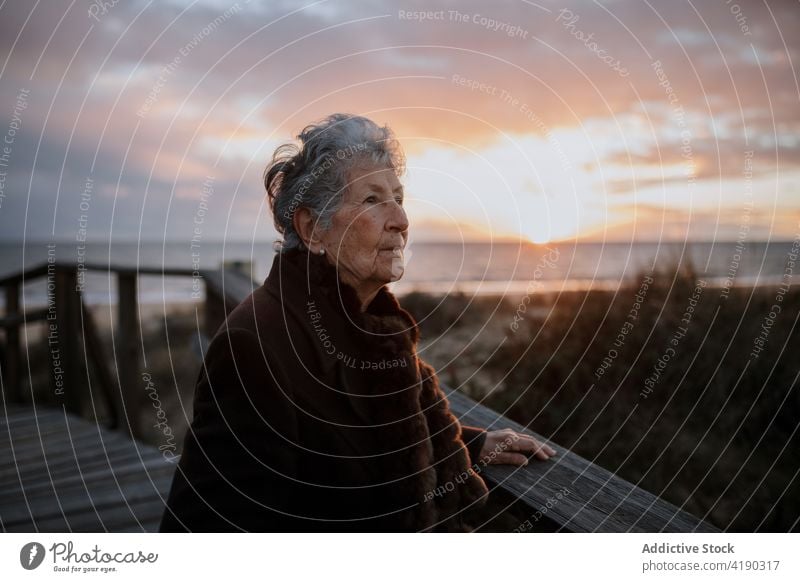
xmin=516 ymin=196 xmax=581 ymax=244
xmin=528 ymin=231 xmax=551 ymax=244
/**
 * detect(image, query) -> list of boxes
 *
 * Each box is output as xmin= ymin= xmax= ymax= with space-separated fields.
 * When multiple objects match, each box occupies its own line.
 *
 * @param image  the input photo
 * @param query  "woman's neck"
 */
xmin=337 ymin=270 xmax=382 ymax=312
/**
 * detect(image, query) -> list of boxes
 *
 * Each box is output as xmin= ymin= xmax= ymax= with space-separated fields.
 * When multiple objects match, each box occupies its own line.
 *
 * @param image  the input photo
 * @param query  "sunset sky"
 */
xmin=0 ymin=0 xmax=798 ymax=245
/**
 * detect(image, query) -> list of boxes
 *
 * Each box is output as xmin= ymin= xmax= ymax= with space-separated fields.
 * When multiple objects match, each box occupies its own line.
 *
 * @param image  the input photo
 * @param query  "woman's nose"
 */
xmin=386 ymin=203 xmax=409 ymax=233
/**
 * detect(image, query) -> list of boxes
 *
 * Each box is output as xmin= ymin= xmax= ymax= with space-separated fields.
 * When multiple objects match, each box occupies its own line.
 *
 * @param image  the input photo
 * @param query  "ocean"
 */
xmin=0 ymin=240 xmax=796 ymax=308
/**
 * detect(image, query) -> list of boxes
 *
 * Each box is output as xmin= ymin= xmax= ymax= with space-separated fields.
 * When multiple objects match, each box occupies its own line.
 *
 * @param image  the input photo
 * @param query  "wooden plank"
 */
xmin=117 ymin=273 xmax=142 ymax=439
xmin=3 ymin=282 xmax=21 ymax=402
xmin=0 ymin=263 xmax=50 ymax=287
xmin=0 ymin=408 xmax=106 ymax=451
xmin=202 ymin=267 xmax=256 ymax=309
xmin=7 ymin=494 xmax=170 ymax=532
xmin=0 ymin=458 xmax=175 ymax=505
xmin=202 ymin=267 xmax=255 ymax=338
xmin=0 ymin=408 xmax=120 ymax=439
xmin=0 ymin=443 xmax=175 ymax=488
xmin=1 ymin=476 xmax=173 ymax=527
xmin=2 ymin=479 xmax=171 ymax=526
xmin=1 ymin=446 xmax=155 ymax=487
xmin=0 ymin=415 xmax=74 ymax=435
xmin=0 ymin=407 xmax=65 ymax=425
xmin=0 ymin=436 xmax=143 ymax=482
xmin=0 ymin=415 xmax=166 ymax=485
xmin=0 ymin=262 xmax=197 ymax=288
xmin=80 ymin=299 xmax=120 ymax=429
xmin=0 ymin=428 xmax=129 ymax=466
xmin=0 ymin=407 xmax=175 ymax=533
xmin=53 ymin=268 xmax=83 ymax=415
xmin=446 ymin=389 xmax=719 ymax=532
xmin=0 ymin=420 xmax=97 ymax=446
xmin=203 ymin=285 xmax=226 ymax=341
xmin=0 ymin=308 xmax=48 ymax=328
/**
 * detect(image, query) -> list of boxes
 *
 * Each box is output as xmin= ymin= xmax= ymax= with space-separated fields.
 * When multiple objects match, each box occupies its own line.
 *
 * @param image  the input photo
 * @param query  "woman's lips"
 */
xmin=379 ymin=247 xmax=403 ymax=258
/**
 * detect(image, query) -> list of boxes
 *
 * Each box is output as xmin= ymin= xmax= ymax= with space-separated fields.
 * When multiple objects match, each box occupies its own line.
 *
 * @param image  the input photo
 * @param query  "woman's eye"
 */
xmin=395 ymin=197 xmax=404 ymax=206
xmin=364 ymin=195 xmax=377 ymax=203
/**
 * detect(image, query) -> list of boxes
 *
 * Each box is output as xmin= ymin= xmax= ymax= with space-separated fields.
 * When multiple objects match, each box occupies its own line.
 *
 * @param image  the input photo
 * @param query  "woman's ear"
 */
xmin=293 ymin=206 xmax=321 ymax=250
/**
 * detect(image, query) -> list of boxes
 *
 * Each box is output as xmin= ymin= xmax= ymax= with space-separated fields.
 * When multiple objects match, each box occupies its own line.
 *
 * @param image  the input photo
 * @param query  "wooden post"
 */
xmin=81 ymin=299 xmax=120 ymax=429
xmin=222 ymin=260 xmax=253 ymax=280
xmin=204 ymin=284 xmax=225 ymax=341
xmin=3 ymin=282 xmax=21 ymax=402
xmin=53 ymin=268 xmax=82 ymax=415
xmin=117 ymin=273 xmax=142 ymax=439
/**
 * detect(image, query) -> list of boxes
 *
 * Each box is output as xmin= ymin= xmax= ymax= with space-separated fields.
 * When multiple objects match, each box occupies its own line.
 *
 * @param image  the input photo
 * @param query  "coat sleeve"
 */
xmin=459 ymin=424 xmax=488 ymax=467
xmin=160 ymin=327 xmax=302 ymax=532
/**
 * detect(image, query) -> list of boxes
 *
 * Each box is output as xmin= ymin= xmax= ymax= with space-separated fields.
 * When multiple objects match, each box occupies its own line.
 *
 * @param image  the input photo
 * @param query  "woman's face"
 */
xmin=318 ymin=164 xmax=409 ymax=289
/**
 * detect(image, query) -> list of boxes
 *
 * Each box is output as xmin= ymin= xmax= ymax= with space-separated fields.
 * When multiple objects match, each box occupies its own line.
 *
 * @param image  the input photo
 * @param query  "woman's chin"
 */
xmin=389 ymin=257 xmax=406 ymax=281
xmin=375 ymin=264 xmax=404 ymax=283
xmin=372 ymin=254 xmax=405 ymax=283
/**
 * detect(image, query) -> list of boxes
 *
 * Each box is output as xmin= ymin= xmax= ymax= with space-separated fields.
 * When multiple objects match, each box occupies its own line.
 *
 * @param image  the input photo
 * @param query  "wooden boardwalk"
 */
xmin=0 ymin=399 xmax=718 ymax=533
xmin=0 ymin=406 xmax=175 ymax=532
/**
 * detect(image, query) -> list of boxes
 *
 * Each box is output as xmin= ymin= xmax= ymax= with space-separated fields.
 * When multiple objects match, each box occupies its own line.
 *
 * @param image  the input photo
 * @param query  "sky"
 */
xmin=0 ymin=0 xmax=798 ymax=245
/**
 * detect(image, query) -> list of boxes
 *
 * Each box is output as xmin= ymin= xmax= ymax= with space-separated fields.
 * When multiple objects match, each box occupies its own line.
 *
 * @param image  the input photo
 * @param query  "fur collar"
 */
xmin=276 ymin=248 xmax=489 ymax=531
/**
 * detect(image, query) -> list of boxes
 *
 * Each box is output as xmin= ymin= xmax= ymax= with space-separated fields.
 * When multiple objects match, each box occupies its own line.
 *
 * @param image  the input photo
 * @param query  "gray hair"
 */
xmin=264 ymin=113 xmax=405 ymax=252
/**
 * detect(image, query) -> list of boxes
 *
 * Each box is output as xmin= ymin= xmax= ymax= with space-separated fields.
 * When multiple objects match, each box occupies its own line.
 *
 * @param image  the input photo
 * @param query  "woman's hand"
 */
xmin=479 ymin=428 xmax=557 ymax=466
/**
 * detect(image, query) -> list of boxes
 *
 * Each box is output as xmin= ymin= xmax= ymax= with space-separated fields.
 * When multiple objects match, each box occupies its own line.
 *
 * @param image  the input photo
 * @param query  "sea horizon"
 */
xmin=1 ymin=239 xmax=796 ymax=307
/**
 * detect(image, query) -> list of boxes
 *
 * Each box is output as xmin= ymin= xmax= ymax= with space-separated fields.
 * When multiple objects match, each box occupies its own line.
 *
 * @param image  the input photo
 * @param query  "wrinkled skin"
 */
xmin=295 ymin=164 xmax=408 ymax=310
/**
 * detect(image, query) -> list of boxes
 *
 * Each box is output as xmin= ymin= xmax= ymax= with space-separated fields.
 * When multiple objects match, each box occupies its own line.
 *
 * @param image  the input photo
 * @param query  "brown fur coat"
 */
xmin=301 ymin=248 xmax=489 ymax=531
xmin=160 ymin=248 xmax=488 ymax=532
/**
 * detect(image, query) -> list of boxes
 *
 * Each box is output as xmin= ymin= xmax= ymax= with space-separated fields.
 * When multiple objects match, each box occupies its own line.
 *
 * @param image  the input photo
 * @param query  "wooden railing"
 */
xmin=0 ymin=261 xmax=719 ymax=532
xmin=0 ymin=261 xmax=251 ymax=440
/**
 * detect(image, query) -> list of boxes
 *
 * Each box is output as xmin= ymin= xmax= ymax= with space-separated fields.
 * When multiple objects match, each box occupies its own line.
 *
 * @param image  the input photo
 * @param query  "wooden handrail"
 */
xmin=446 ymin=390 xmax=718 ymax=532
xmin=0 ymin=261 xmax=199 ymax=287
xmin=0 ymin=260 xmax=252 ymax=429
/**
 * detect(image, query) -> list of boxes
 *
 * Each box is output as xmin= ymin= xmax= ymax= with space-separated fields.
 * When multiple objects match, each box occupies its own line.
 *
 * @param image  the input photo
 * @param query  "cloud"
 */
xmin=0 ymin=0 xmax=797 ymax=244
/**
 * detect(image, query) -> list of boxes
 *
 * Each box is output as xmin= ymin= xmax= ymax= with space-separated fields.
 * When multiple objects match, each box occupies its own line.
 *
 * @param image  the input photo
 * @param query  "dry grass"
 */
xmin=404 ymin=265 xmax=800 ymax=532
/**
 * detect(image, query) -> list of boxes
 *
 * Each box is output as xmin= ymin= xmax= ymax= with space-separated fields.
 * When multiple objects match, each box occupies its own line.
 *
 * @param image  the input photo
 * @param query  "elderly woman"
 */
xmin=160 ymin=113 xmax=555 ymax=533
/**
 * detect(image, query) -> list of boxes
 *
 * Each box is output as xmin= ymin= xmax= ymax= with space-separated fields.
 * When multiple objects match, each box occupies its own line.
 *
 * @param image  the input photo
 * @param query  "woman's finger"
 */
xmin=534 ymin=443 xmax=556 ymax=459
xmin=491 ymin=452 xmax=530 ymax=466
xmin=524 ymin=442 xmax=550 ymax=461
xmin=513 ymin=435 xmax=557 ymax=459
